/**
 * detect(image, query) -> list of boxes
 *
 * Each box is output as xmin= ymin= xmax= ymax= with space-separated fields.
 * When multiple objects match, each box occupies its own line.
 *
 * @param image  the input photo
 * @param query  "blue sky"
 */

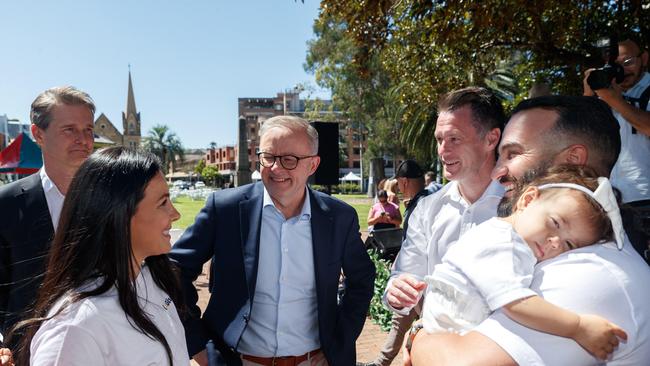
xmin=0 ymin=0 xmax=328 ymax=149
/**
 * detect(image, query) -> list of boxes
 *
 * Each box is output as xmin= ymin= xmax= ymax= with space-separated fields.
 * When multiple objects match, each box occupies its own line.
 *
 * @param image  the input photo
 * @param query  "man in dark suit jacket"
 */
xmin=0 ymin=86 xmax=95 ymax=345
xmin=170 ymin=116 xmax=375 ymax=366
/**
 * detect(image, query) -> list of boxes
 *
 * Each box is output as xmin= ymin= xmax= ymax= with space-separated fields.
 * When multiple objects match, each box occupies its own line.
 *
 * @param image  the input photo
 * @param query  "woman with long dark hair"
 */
xmin=7 ymin=147 xmax=188 ymax=365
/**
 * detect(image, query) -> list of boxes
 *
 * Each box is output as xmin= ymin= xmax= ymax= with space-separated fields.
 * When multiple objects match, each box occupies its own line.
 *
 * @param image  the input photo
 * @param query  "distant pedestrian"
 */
xmin=424 ymin=171 xmax=442 ymax=194
xmin=367 ymin=190 xmax=402 ymax=231
xmin=385 ymin=178 xmax=400 ymax=206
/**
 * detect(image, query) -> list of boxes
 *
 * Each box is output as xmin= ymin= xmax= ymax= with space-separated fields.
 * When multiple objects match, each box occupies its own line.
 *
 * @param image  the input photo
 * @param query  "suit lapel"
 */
xmin=239 ymin=183 xmax=264 ymax=298
xmin=18 ymin=174 xmax=55 ymax=239
xmin=309 ymin=189 xmax=334 ymax=291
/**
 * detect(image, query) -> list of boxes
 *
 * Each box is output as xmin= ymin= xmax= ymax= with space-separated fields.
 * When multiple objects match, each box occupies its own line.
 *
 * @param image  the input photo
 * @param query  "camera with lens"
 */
xmin=587 ymin=64 xmax=625 ymax=90
xmin=586 ymin=35 xmax=625 ymax=90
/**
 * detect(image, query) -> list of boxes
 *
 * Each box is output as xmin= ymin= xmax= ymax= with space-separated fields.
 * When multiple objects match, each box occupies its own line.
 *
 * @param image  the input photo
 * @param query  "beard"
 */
xmin=497 ymin=196 xmax=513 ymax=217
xmin=496 ymin=162 xmax=552 ymax=218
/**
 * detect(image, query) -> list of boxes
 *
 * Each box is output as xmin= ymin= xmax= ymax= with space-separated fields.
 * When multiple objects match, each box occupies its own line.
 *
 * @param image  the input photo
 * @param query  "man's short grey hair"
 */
xmin=30 ymin=86 xmax=96 ymax=130
xmin=259 ymin=115 xmax=319 ymax=154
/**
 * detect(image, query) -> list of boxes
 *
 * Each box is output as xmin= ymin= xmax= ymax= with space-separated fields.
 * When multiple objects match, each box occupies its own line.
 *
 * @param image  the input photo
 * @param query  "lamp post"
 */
xmin=359 ymin=122 xmax=363 ymax=192
xmin=358 ymin=122 xmax=364 ymax=192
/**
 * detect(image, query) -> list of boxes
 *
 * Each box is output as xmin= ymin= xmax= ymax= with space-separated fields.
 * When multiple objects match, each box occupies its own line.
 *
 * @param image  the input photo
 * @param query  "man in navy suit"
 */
xmin=0 ymin=86 xmax=95 ymax=346
xmin=170 ymin=115 xmax=375 ymax=366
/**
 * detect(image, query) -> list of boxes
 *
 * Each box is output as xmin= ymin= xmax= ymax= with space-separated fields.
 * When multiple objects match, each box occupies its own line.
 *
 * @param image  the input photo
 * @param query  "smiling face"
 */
xmin=507 ymin=187 xmax=599 ymax=262
xmin=259 ymin=126 xmax=320 ymax=216
xmin=130 ymin=172 xmax=180 ymax=264
xmin=492 ymin=108 xmax=564 ymax=197
xmin=32 ymin=103 xmax=95 ymax=175
xmin=435 ymin=106 xmax=497 ymax=185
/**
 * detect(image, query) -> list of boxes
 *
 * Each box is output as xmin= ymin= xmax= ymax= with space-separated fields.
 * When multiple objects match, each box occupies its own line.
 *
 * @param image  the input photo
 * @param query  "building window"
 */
xmin=353 ymin=161 xmax=360 ymax=168
xmin=353 ymin=148 xmax=361 ymax=155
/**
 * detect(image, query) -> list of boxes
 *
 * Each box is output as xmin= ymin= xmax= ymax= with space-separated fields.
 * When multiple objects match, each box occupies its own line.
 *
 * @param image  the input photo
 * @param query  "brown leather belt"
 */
xmin=241 ymin=349 xmax=321 ymax=366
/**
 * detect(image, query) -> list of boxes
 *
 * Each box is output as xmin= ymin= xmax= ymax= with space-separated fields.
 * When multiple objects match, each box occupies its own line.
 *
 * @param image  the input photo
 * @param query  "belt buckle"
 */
xmin=271 ymin=357 xmax=289 ymax=366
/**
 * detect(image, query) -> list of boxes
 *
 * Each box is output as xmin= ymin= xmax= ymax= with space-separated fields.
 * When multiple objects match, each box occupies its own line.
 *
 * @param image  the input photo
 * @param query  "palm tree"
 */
xmin=142 ymin=124 xmax=185 ymax=174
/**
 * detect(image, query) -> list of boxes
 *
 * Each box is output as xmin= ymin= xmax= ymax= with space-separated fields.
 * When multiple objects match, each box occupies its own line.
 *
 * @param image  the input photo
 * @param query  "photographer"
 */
xmin=584 ymin=34 xmax=650 ymax=263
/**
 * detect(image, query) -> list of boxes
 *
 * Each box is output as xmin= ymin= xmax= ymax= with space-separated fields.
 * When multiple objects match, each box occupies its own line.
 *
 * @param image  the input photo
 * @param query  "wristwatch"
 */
xmin=405 ymin=321 xmax=424 ymax=352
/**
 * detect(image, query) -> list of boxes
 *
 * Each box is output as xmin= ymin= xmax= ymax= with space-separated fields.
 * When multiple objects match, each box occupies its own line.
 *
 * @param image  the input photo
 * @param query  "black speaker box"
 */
xmin=310 ymin=121 xmax=339 ymax=186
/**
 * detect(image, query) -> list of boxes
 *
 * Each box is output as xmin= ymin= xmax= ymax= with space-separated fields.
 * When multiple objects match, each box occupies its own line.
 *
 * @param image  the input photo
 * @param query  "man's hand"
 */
xmin=192 ymin=349 xmax=208 ymax=366
xmin=593 ymin=81 xmax=625 ymax=106
xmin=583 ymin=68 xmax=597 ymax=97
xmin=583 ymin=69 xmax=625 ymax=105
xmin=386 ymin=274 xmax=426 ymax=309
xmin=0 ymin=348 xmax=13 ymax=366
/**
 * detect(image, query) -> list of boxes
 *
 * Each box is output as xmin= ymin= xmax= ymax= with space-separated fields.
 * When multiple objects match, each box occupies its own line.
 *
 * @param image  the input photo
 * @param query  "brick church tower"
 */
xmin=122 ymin=70 xmax=141 ymax=148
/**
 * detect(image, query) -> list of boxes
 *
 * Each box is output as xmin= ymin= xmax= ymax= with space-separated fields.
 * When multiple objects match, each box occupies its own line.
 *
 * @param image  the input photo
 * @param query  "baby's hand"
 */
xmin=0 ymin=348 xmax=14 ymax=366
xmin=573 ymin=314 xmax=627 ymax=360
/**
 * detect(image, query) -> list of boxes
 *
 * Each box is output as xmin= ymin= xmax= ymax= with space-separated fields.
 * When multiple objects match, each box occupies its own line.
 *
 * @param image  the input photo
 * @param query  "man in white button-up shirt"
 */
xmin=0 ymin=86 xmax=95 ymax=348
xmin=384 ymin=87 xmax=505 ymax=312
xmin=379 ymin=88 xmax=505 ymax=365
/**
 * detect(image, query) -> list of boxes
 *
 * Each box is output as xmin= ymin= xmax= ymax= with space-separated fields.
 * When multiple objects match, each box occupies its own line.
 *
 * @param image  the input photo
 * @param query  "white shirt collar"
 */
xmin=39 ymin=167 xmax=65 ymax=230
xmin=39 ymin=167 xmax=64 ymax=196
xmin=446 ymin=179 xmax=505 ymax=206
xmin=262 ymin=186 xmax=312 ymax=220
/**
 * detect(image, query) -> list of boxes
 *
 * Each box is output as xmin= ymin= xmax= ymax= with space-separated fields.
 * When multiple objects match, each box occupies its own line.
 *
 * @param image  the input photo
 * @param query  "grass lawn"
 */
xmin=171 ymin=192 xmax=374 ymax=231
xmin=172 ymin=196 xmax=206 ymax=229
xmin=333 ymin=194 xmax=372 ymax=230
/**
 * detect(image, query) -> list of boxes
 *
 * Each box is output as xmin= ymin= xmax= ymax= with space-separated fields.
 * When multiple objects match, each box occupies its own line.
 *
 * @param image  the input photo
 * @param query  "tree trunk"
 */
xmin=367 ymin=157 xmax=386 ymax=197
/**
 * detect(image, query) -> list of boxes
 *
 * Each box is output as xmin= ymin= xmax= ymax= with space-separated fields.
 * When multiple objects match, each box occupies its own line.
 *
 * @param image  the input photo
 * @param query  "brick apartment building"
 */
xmin=203 ymin=91 xmax=402 ymax=186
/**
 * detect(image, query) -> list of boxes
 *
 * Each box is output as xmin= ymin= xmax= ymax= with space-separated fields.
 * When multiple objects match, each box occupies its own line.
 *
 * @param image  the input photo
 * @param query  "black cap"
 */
xmin=395 ymin=160 xmax=424 ymax=178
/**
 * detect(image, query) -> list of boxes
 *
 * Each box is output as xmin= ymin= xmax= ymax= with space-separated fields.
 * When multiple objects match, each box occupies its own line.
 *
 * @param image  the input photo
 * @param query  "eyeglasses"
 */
xmin=257 ymin=152 xmax=316 ymax=170
xmin=618 ymin=54 xmax=642 ymax=67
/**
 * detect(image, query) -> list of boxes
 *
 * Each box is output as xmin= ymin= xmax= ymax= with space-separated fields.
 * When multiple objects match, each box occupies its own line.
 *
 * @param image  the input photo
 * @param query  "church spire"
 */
xmin=122 ymin=67 xmax=141 ymax=147
xmin=126 ymin=68 xmax=137 ymax=118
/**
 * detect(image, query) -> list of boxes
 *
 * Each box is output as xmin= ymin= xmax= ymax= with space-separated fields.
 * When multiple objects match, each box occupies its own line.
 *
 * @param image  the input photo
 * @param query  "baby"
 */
xmin=422 ymin=165 xmax=627 ymax=360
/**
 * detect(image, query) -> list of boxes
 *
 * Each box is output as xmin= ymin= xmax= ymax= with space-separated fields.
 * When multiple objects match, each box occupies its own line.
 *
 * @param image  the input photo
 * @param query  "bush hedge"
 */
xmin=367 ymin=249 xmax=393 ymax=331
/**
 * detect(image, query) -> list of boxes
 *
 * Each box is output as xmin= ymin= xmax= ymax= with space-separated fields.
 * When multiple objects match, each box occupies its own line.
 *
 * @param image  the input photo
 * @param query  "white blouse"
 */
xmin=31 ymin=265 xmax=189 ymax=365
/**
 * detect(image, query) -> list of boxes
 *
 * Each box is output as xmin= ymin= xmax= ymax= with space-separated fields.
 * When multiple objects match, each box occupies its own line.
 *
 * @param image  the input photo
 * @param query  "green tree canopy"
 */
xmin=201 ymin=165 xmax=220 ymax=187
xmin=194 ymin=158 xmax=206 ymax=177
xmin=313 ymin=0 xmax=650 ymax=160
xmin=142 ymin=124 xmax=185 ymax=174
xmin=304 ymin=11 xmax=407 ymax=168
